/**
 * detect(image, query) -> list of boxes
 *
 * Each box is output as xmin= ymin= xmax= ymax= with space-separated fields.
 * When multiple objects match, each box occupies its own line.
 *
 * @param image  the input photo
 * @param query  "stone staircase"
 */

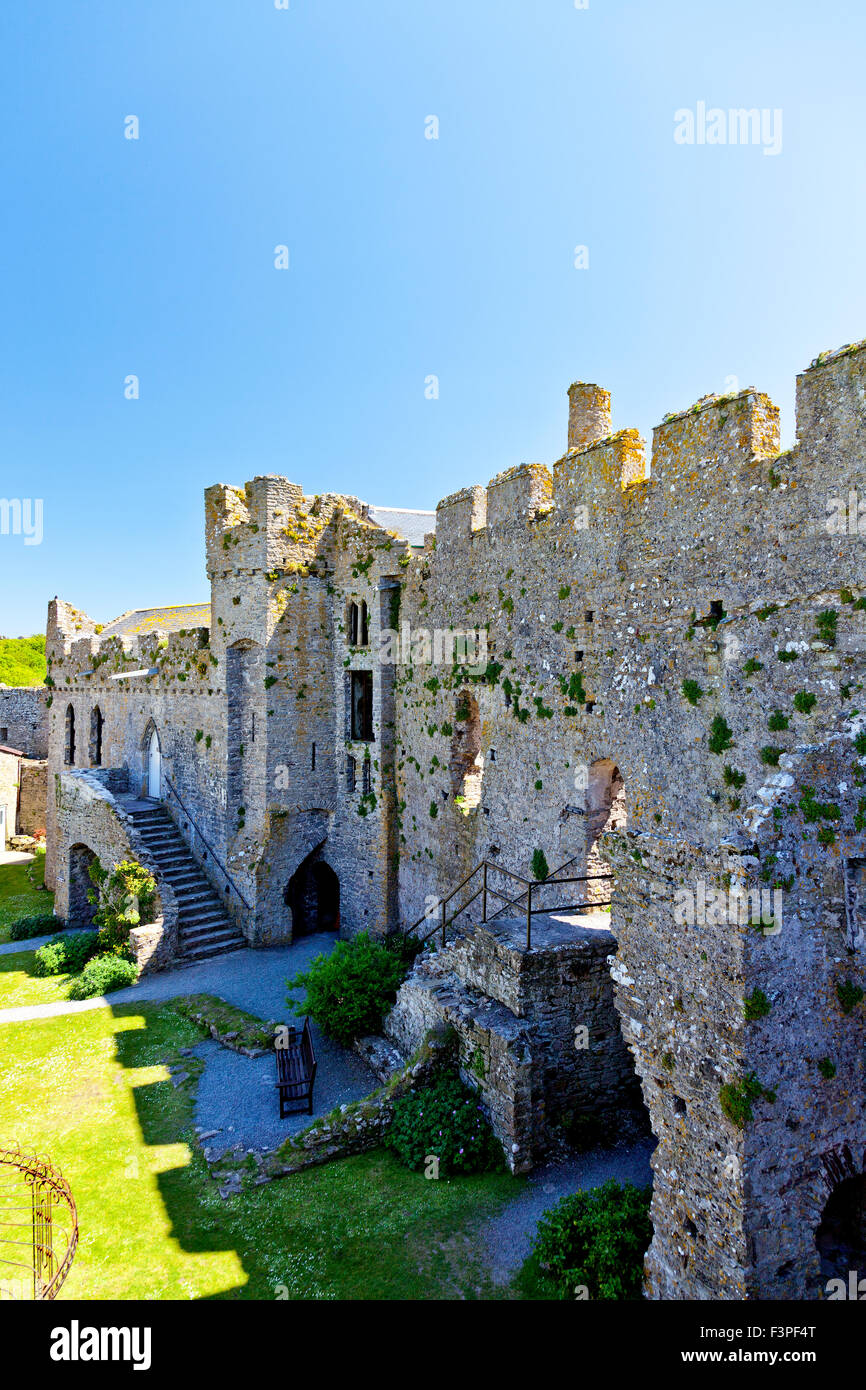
xmin=127 ymin=803 xmax=246 ymax=964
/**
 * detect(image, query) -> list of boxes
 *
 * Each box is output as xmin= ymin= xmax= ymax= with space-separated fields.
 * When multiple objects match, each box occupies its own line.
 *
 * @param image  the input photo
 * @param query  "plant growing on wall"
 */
xmin=87 ymin=858 xmax=157 ymax=958
xmin=531 ymin=849 xmax=550 ymax=881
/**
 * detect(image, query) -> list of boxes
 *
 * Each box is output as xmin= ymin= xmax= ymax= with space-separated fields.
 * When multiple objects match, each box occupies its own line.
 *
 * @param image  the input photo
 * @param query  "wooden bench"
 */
xmin=275 ymin=1017 xmax=317 ymax=1118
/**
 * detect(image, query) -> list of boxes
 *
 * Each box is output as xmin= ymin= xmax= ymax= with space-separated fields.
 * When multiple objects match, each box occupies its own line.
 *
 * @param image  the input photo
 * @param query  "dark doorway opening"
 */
xmin=816 ymin=1173 xmax=866 ymax=1282
xmin=68 ymin=844 xmax=98 ymax=926
xmin=285 ymin=852 xmax=340 ymax=937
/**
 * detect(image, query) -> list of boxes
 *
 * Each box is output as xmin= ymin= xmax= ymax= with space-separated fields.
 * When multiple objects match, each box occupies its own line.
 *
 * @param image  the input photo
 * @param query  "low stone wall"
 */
xmin=53 ymin=769 xmax=179 ymax=974
xmin=385 ymin=956 xmax=535 ymax=1172
xmin=385 ymin=915 xmax=646 ymax=1171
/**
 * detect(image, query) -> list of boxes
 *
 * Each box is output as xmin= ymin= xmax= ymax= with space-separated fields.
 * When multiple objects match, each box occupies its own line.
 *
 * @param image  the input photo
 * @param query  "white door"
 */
xmin=147 ymin=731 xmax=161 ymax=799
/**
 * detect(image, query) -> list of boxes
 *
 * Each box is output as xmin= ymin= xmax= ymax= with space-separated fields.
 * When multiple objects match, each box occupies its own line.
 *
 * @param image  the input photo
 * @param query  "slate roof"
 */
xmin=367 ymin=506 xmax=436 ymax=547
xmin=98 ymin=605 xmax=211 ymax=638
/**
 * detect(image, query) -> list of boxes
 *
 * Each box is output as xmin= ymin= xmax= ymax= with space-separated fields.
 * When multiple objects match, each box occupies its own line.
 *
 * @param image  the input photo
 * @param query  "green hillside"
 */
xmin=0 ymin=634 xmax=46 ymax=687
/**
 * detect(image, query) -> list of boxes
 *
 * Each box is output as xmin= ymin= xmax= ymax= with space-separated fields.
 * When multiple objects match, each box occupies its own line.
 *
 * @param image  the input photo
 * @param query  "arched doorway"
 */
xmin=285 ymin=852 xmax=340 ymax=936
xmin=147 ymin=727 xmax=161 ymax=799
xmin=816 ymin=1173 xmax=866 ymax=1283
xmin=68 ymin=844 xmax=97 ymax=926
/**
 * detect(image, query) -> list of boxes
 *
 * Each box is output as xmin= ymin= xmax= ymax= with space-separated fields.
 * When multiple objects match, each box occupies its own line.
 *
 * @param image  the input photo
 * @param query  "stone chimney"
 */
xmin=567 ymin=382 xmax=612 ymax=452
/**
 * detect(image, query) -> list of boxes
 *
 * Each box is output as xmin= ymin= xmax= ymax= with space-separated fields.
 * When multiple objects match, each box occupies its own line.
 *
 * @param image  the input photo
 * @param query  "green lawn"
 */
xmin=0 ymin=1002 xmax=522 ymax=1299
xmin=0 ymin=950 xmax=73 ymax=1008
xmin=0 ymin=852 xmax=54 ymax=945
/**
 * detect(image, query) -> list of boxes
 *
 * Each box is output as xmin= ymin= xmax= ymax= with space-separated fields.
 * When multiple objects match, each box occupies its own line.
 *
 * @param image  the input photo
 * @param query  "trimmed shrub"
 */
xmin=528 ymin=1179 xmax=652 ymax=1300
xmin=287 ymin=932 xmax=408 ymax=1045
xmin=386 ymin=1072 xmax=503 ymax=1175
xmin=68 ymin=953 xmax=138 ymax=999
xmin=9 ymin=913 xmax=59 ymax=941
xmin=32 ymin=931 xmax=99 ymax=978
xmin=531 ymin=848 xmax=550 ymax=881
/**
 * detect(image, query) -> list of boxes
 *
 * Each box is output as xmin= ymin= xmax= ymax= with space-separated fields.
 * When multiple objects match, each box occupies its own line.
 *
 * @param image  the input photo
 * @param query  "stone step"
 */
xmin=179 ymin=938 xmax=246 ymax=963
xmin=178 ymin=911 xmax=227 ymax=931
xmin=180 ymin=923 xmax=241 ymax=946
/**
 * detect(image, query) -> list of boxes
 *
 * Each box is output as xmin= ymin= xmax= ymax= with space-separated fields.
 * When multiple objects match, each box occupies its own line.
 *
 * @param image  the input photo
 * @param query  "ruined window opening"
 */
xmin=362 ymin=759 xmax=372 ymax=795
xmin=575 ymin=650 xmax=584 ymax=663
xmin=585 ymin=610 xmax=594 ymax=623
xmin=89 ymin=706 xmax=103 ymax=766
xmin=346 ymin=756 xmax=356 ymax=792
xmin=311 ymin=742 xmax=316 ymax=771
xmin=450 ymin=690 xmax=483 ymax=811
xmin=585 ymin=758 xmax=626 ymax=908
xmin=64 ymin=705 xmax=75 ymax=766
xmin=251 ymin=712 xmax=255 ymax=743
xmin=489 ymin=748 xmax=496 ymax=762
xmin=349 ymin=671 xmax=374 ymax=741
xmin=348 ymin=600 xmax=369 ymax=647
xmin=0 ymin=728 xmax=7 ymax=744
xmin=585 ymin=702 xmax=595 ymax=714
xmin=709 ymin=600 xmax=724 ymax=618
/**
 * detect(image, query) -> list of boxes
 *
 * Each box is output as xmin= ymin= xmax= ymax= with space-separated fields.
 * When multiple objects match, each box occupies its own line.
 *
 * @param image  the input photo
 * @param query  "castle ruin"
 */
xmin=39 ymin=338 xmax=866 ymax=1300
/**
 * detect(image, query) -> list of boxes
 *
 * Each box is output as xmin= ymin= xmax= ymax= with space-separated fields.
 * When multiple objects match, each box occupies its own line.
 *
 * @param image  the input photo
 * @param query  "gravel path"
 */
xmin=0 ymin=933 xmax=380 ymax=1149
xmin=481 ymin=1136 xmax=656 ymax=1285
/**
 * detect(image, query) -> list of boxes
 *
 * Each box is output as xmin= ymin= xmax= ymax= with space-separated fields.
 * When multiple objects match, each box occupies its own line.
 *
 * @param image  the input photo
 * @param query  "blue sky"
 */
xmin=1 ymin=0 xmax=865 ymax=635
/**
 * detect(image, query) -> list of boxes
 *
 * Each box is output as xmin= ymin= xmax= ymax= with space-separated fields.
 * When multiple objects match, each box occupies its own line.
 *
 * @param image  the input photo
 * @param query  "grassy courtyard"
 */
xmin=0 ymin=1000 xmax=521 ymax=1300
xmin=0 ymin=950 xmax=73 ymax=1008
xmin=0 ymin=849 xmax=52 ymax=945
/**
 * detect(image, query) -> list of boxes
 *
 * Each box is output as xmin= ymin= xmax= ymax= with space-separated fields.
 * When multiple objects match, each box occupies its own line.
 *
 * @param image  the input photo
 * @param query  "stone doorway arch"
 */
xmin=285 ymin=851 xmax=340 ymax=937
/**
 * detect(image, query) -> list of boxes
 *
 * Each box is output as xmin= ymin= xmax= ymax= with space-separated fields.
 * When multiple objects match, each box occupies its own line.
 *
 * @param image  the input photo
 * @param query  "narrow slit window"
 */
xmin=350 ymin=671 xmax=374 ymax=741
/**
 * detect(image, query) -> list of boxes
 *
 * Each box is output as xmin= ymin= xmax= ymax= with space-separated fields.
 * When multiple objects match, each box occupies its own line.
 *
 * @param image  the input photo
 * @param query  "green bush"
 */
xmin=68 ymin=953 xmax=138 ymax=999
xmin=528 ymin=1180 xmax=652 ymax=1300
xmin=386 ymin=1072 xmax=503 ymax=1176
xmin=708 ymin=715 xmax=734 ymax=754
xmin=32 ymin=931 xmax=99 ymax=978
xmin=9 ymin=913 xmax=59 ymax=941
xmin=287 ymin=932 xmax=408 ymax=1045
xmin=531 ymin=848 xmax=550 ymax=881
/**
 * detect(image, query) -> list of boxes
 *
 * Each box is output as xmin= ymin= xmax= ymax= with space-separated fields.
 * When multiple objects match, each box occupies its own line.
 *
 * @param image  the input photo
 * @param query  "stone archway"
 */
xmin=68 ymin=844 xmax=98 ymax=926
xmin=816 ymin=1171 xmax=866 ymax=1286
xmin=285 ymin=850 xmax=340 ymax=936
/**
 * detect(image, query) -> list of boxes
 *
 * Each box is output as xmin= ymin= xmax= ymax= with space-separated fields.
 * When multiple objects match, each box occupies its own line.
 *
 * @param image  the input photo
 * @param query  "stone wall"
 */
xmin=0 ymin=686 xmax=48 ymax=758
xmin=386 ymin=913 xmax=643 ymax=1170
xmin=17 ymin=760 xmax=46 ymax=835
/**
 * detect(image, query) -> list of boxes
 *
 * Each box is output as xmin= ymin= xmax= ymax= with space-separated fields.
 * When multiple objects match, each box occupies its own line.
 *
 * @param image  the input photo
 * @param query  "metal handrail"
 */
xmin=162 ymin=774 xmax=251 ymax=911
xmin=403 ymin=852 xmax=614 ymax=950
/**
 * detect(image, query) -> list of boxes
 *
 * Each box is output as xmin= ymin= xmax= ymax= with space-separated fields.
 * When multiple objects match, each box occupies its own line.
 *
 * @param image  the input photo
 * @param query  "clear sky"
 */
xmin=1 ymin=0 xmax=865 ymax=635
